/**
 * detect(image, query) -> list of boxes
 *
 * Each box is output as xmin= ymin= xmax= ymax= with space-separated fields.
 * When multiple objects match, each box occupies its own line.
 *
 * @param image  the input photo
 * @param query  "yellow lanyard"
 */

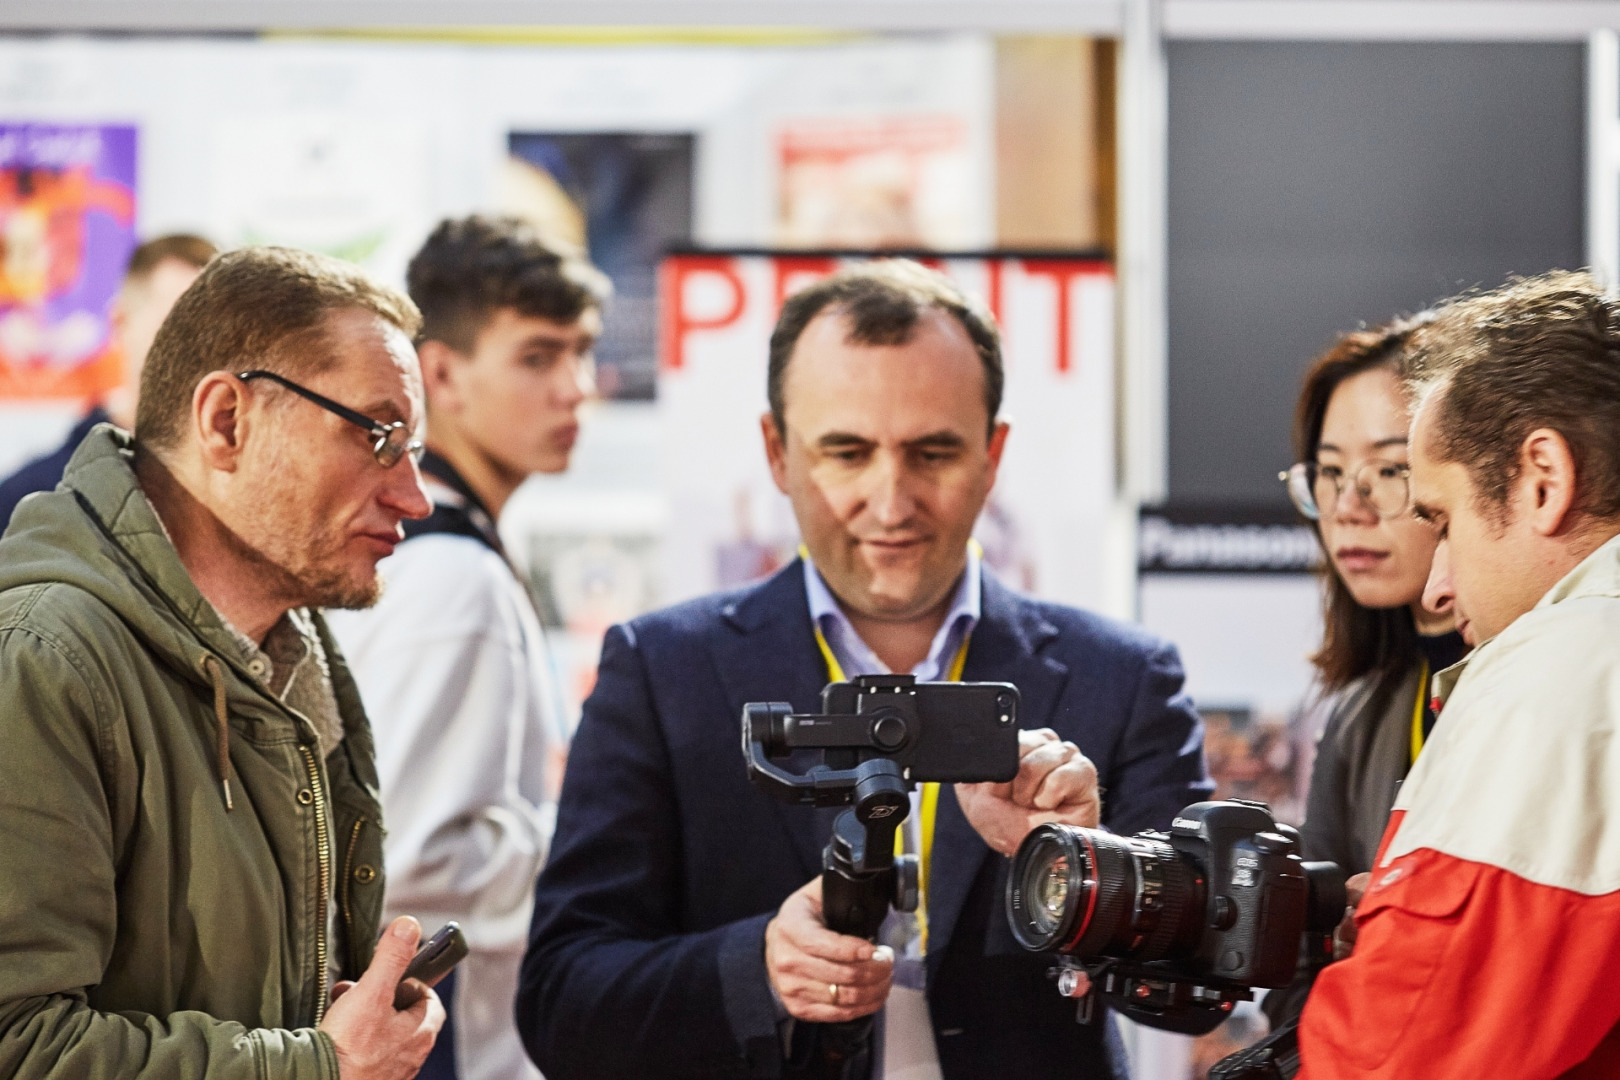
xmin=1409 ymin=658 xmax=1431 ymax=765
xmin=811 ymin=622 xmax=970 ymax=954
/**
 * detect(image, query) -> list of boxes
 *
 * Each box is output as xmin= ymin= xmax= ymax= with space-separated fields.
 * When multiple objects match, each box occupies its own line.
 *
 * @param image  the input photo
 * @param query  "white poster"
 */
xmin=212 ymin=114 xmax=433 ymax=287
xmin=658 ymin=252 xmax=1116 ymax=611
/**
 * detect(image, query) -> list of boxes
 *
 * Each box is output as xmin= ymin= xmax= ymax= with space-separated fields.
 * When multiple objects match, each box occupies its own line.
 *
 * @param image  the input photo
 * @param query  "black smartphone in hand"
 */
xmin=394 ymin=922 xmax=469 ymax=1009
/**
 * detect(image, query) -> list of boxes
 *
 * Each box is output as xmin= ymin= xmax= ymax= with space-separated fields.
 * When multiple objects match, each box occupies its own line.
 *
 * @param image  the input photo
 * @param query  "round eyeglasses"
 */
xmin=237 ymin=370 xmax=424 ymax=469
xmin=1279 ymin=459 xmax=1411 ymax=522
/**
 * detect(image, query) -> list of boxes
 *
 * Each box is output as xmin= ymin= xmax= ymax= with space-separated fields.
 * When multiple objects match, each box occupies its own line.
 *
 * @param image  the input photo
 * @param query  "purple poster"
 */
xmin=0 ymin=123 xmax=136 ymax=399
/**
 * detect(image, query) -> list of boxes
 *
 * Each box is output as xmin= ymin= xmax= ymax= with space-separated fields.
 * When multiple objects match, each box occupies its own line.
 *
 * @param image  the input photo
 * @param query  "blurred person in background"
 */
xmin=1300 ymin=272 xmax=1620 ymax=1077
xmin=518 ymin=259 xmax=1211 ymax=1080
xmin=0 ymin=232 xmax=217 ymax=529
xmin=0 ymin=246 xmax=444 ymax=1078
xmin=327 ymin=216 xmax=608 ymax=1080
xmin=1262 ymin=315 xmax=1465 ymax=1028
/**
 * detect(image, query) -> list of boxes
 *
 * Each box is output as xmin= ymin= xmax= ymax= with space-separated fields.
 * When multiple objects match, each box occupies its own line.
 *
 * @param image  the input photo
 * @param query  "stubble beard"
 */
xmin=232 ymin=498 xmax=384 ymax=613
xmin=300 ymin=556 xmax=383 ymax=611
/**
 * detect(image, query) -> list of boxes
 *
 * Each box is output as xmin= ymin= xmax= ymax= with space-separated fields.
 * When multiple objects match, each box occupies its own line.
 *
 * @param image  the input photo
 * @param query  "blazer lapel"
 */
xmin=708 ymin=559 xmax=837 ymax=880
xmin=927 ymin=573 xmax=1071 ymax=961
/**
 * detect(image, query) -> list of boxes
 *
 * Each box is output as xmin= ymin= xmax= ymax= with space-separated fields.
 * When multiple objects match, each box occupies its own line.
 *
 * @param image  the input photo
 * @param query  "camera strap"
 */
xmin=810 ymin=623 xmax=971 ymax=956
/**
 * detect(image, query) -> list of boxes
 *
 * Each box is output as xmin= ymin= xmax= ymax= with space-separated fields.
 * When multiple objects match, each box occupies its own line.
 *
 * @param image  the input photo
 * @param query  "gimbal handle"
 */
xmin=742 ymin=699 xmax=919 ymax=1080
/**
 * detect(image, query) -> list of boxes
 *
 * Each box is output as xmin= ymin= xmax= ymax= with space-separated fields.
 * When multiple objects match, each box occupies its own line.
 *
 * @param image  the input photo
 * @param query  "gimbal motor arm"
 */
xmin=742 ymin=701 xmax=918 ymax=915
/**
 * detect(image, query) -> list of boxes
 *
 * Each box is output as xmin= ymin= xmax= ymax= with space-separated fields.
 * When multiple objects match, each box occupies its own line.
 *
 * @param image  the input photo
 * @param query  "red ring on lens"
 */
xmin=1059 ymin=830 xmax=1102 ymax=954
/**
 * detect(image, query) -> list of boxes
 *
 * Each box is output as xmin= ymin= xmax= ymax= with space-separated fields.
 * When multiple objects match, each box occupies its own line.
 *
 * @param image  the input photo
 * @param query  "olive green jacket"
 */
xmin=0 ymin=426 xmax=388 ymax=1078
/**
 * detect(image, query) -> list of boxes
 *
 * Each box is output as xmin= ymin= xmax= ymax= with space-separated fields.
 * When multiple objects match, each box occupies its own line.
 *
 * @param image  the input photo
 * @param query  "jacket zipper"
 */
xmin=342 ymin=816 xmax=365 ymax=973
xmin=299 ymin=744 xmax=332 ymax=1027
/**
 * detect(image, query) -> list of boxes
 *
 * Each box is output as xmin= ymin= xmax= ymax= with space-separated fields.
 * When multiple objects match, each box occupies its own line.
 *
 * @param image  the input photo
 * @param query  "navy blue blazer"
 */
xmin=518 ymin=560 xmax=1211 ymax=1080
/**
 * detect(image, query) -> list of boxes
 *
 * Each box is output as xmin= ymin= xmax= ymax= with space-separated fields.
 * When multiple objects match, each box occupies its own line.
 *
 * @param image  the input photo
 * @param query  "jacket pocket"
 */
xmin=1331 ymin=848 xmax=1480 ymax=1072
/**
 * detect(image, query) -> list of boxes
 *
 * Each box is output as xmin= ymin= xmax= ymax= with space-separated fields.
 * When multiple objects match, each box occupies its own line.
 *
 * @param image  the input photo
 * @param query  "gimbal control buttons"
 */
xmin=870 ymin=713 xmax=908 ymax=751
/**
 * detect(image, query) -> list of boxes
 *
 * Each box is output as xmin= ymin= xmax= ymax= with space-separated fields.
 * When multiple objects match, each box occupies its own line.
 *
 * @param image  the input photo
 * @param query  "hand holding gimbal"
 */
xmin=743 ymin=674 xmax=1021 ymax=1079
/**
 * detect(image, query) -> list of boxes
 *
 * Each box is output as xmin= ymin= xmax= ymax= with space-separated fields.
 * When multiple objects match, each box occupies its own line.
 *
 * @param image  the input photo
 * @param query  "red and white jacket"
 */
xmin=1299 ymin=531 xmax=1620 ymax=1079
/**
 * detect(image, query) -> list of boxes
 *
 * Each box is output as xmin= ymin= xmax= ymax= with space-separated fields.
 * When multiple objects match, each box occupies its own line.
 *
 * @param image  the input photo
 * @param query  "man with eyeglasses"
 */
xmin=327 ymin=217 xmax=609 ymax=1080
xmin=0 ymin=246 xmax=445 ymax=1080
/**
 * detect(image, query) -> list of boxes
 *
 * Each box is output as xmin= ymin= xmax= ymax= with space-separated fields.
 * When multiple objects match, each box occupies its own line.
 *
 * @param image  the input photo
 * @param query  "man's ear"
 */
xmin=416 ymin=339 xmax=466 ymax=415
xmin=985 ymin=419 xmax=1011 ymax=481
xmin=192 ymin=372 xmax=249 ymax=473
xmin=761 ymin=412 xmax=790 ymax=495
xmin=1520 ymin=427 xmax=1579 ymax=537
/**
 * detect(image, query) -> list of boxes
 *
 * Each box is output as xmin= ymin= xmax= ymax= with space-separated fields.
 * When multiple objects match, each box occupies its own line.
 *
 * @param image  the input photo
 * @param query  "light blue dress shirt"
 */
xmin=801 ymin=544 xmax=982 ymax=683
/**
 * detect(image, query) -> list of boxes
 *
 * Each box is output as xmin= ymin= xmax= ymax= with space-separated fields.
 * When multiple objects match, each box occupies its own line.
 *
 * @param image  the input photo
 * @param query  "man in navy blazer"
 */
xmin=517 ymin=260 xmax=1211 ymax=1079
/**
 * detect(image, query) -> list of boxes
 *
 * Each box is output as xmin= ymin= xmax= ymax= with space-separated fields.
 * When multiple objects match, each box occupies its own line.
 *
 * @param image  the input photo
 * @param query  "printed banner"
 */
xmin=0 ymin=123 xmax=136 ymax=399
xmin=506 ymin=131 xmax=695 ymax=401
xmin=776 ymin=116 xmax=974 ymax=250
xmin=658 ymin=251 xmax=1115 ymax=612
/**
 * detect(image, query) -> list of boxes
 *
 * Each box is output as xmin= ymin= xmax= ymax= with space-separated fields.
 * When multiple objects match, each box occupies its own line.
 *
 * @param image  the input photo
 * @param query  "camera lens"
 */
xmin=1038 ymin=854 xmax=1070 ymax=925
xmin=1303 ymin=860 xmax=1348 ymax=932
xmin=1007 ymin=823 xmax=1206 ymax=963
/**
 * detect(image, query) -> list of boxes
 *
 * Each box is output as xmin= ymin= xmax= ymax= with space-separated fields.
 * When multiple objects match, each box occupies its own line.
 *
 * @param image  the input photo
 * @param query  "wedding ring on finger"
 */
xmin=829 ymin=983 xmax=841 ymax=1005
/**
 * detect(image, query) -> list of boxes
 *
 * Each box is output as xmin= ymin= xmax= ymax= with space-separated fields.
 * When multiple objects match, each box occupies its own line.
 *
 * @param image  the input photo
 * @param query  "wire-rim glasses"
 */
xmin=1279 ymin=459 xmax=1411 ymax=522
xmin=237 ymin=370 xmax=424 ymax=469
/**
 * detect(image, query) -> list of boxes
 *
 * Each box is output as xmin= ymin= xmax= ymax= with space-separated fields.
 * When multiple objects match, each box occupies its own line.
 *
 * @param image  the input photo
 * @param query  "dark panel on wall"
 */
xmin=1166 ymin=42 xmax=1584 ymax=504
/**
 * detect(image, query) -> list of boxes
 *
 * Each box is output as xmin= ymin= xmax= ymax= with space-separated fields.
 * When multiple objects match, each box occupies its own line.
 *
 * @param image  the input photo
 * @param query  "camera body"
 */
xmin=1006 ymin=799 xmax=1345 ymax=1034
xmin=1160 ymin=799 xmax=1324 ymax=987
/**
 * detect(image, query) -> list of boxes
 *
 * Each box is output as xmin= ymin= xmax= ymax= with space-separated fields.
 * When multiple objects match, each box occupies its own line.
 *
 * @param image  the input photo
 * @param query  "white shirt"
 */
xmin=801 ymin=549 xmax=982 ymax=1080
xmin=327 ymin=532 xmax=558 ymax=1080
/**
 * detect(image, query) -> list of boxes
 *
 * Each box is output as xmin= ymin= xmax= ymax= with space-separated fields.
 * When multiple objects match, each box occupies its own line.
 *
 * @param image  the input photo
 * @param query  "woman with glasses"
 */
xmin=1263 ymin=313 xmax=1468 ymax=1027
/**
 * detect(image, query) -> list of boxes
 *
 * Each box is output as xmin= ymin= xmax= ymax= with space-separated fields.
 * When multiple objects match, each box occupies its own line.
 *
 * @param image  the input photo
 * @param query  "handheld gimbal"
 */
xmin=743 ymin=674 xmax=1020 ymax=1078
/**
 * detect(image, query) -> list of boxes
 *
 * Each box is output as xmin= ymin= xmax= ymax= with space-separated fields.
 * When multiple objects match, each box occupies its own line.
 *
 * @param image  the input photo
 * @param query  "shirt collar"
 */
xmin=802 ymin=544 xmax=981 ymax=681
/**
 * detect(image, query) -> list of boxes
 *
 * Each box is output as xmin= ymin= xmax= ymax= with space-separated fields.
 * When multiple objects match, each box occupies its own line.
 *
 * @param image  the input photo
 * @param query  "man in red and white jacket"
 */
xmin=1298 ymin=271 xmax=1620 ymax=1079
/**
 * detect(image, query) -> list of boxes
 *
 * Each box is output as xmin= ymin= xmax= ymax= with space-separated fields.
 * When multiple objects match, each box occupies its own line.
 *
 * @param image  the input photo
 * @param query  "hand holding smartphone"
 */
xmin=394 ymin=922 xmax=469 ymax=1010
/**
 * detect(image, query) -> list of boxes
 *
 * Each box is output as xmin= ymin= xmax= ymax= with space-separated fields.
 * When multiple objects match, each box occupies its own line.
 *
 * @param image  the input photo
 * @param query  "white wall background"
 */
xmin=0 ymin=32 xmax=995 ymax=472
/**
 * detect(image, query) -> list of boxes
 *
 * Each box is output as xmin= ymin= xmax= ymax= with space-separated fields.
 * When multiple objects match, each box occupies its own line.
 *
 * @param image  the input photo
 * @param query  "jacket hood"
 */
xmin=0 ymin=424 xmax=250 ymax=693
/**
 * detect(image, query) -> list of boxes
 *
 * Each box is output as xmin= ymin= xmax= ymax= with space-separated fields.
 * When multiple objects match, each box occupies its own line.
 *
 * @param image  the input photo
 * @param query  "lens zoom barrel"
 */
xmin=1007 ymin=824 xmax=1205 ymax=964
xmin=1303 ymin=860 xmax=1348 ymax=933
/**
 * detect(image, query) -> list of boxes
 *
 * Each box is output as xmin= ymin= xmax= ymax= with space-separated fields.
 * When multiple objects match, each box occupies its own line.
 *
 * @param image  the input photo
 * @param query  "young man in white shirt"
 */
xmin=328 ymin=216 xmax=608 ymax=1080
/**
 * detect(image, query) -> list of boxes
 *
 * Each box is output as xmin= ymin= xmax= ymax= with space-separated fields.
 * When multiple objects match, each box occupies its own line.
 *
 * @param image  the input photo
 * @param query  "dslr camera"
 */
xmin=1005 ymin=799 xmax=1346 ymax=1035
